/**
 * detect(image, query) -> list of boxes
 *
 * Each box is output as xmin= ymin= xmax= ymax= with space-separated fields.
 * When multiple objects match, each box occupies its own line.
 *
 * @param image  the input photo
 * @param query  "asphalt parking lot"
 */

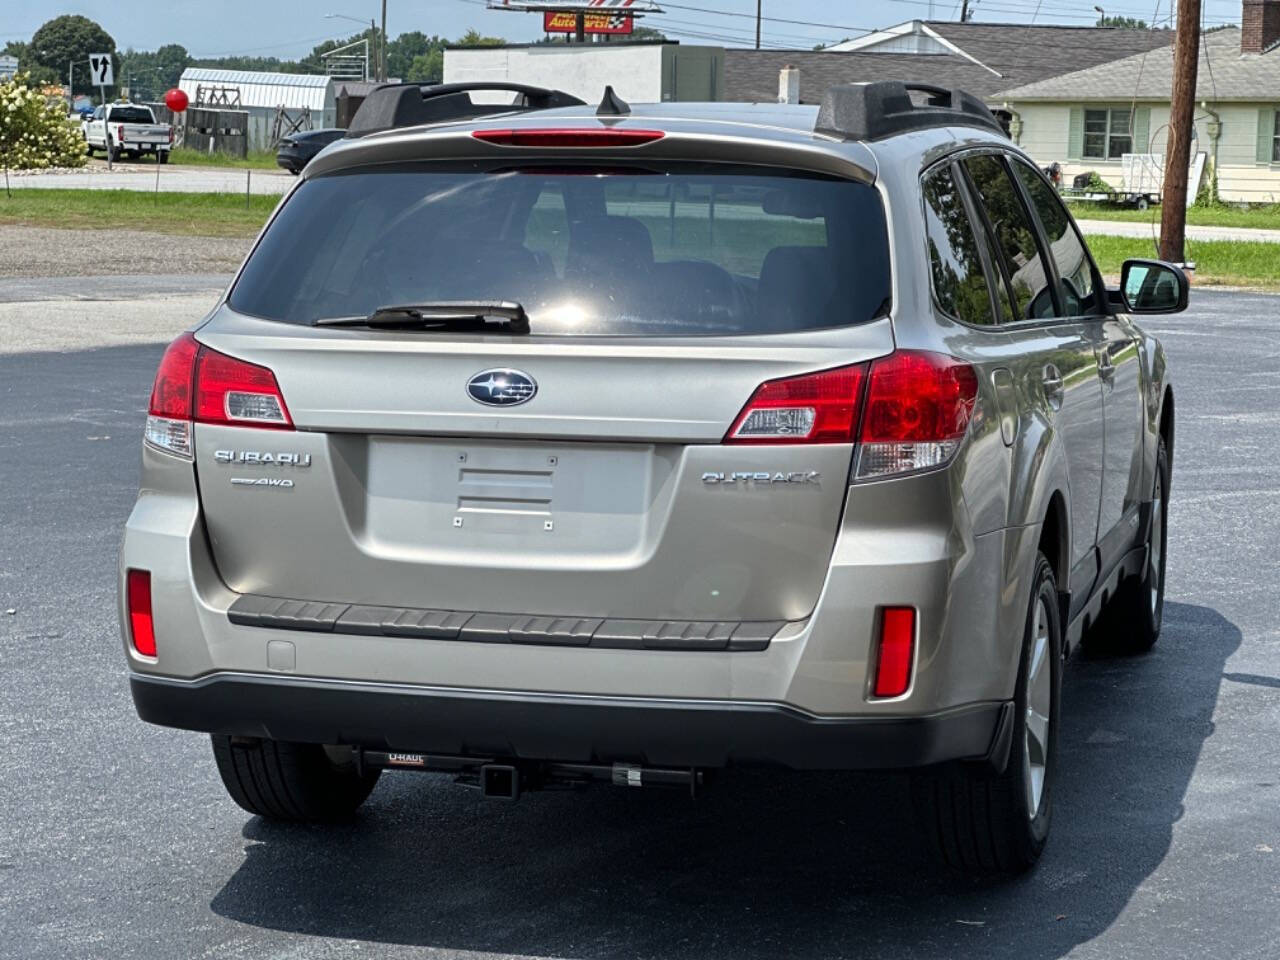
xmin=1 ymin=285 xmax=1278 ymax=959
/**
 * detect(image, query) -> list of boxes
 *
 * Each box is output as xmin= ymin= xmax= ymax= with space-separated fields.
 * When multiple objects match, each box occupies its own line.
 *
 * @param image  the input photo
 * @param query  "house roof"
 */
xmin=998 ymin=27 xmax=1279 ymax=101
xmin=724 ymin=21 xmax=1173 ymax=104
xmin=724 ymin=49 xmax=1022 ymax=104
xmin=178 ymin=68 xmax=334 ymax=111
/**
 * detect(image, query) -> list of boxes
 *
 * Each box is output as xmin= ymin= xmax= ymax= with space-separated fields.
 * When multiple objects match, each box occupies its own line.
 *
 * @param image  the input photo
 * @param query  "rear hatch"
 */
xmin=192 ymin=149 xmax=894 ymax=624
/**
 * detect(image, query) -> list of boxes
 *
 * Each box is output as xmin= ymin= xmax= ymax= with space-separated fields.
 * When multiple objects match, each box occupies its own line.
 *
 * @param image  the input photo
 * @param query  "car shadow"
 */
xmin=209 ymin=601 xmax=1237 ymax=959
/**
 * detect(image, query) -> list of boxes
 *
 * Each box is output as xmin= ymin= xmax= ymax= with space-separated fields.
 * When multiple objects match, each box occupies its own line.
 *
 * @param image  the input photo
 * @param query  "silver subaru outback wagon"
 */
xmin=119 ymin=81 xmax=1184 ymax=874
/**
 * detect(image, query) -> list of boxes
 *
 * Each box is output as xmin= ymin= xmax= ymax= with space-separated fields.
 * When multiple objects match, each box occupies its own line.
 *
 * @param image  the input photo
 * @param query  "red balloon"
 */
xmin=164 ymin=88 xmax=189 ymax=113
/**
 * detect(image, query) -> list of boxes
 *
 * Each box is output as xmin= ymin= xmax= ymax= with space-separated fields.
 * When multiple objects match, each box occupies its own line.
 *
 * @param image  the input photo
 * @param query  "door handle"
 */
xmin=1097 ymin=353 xmax=1116 ymax=381
xmin=1039 ymin=368 xmax=1059 ymax=399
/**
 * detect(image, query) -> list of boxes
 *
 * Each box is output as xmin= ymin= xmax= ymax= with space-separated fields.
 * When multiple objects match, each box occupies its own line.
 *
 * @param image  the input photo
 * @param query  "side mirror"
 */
xmin=1120 ymin=259 xmax=1188 ymax=314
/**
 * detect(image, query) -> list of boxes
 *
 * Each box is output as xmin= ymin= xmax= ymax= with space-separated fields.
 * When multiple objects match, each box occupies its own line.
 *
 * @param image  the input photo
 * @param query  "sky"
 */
xmin=4 ymin=0 xmax=1248 ymax=59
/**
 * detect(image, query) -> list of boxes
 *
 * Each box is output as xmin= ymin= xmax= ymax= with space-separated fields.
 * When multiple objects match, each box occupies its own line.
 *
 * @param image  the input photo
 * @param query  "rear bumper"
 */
xmin=129 ymin=671 xmax=1012 ymax=771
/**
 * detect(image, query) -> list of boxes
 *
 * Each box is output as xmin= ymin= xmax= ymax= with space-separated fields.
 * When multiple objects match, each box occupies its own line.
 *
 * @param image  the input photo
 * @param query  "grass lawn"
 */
xmin=166 ymin=147 xmax=282 ymax=170
xmin=1084 ymin=234 xmax=1280 ymax=288
xmin=0 ymin=188 xmax=278 ymax=237
xmin=1067 ymin=201 xmax=1280 ymax=230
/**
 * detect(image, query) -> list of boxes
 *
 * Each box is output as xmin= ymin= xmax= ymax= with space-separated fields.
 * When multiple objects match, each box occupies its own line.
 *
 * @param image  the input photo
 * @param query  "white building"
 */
xmin=177 ymin=68 xmax=336 ymax=150
xmin=443 ymin=43 xmax=724 ymax=105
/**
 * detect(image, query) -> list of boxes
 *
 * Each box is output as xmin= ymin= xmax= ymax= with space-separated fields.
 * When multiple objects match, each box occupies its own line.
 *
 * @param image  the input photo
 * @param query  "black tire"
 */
xmin=211 ymin=735 xmax=380 ymax=822
xmin=109 ymin=146 xmax=122 ymax=163
xmin=1089 ymin=438 xmax=1169 ymax=655
xmin=158 ymin=151 xmax=169 ymax=164
xmin=911 ymin=552 xmax=1062 ymax=874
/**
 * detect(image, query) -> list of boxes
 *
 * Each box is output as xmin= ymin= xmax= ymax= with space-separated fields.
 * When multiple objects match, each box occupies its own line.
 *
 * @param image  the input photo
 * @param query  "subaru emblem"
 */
xmin=467 ymin=368 xmax=537 ymax=407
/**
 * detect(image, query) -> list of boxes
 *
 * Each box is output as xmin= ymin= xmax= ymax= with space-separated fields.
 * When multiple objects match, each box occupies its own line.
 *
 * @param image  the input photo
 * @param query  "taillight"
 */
xmin=117 ymin=123 xmax=125 ymax=142
xmin=854 ymin=351 xmax=978 ymax=481
xmin=194 ymin=348 xmax=292 ymax=428
xmin=168 ymin=127 xmax=174 ymax=144
xmin=872 ymin=606 xmax=915 ymax=698
xmin=472 ymin=128 xmax=665 ymax=148
xmin=725 ymin=364 xmax=868 ymax=444
xmin=723 ymin=350 xmax=977 ymax=477
xmin=144 ymin=332 xmax=292 ymax=458
xmin=126 ymin=569 xmax=156 ymax=657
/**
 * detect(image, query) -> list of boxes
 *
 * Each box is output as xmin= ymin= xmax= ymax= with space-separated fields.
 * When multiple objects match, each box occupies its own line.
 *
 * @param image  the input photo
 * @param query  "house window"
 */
xmin=1274 ymin=110 xmax=1280 ymax=162
xmin=1083 ymin=108 xmax=1134 ymax=160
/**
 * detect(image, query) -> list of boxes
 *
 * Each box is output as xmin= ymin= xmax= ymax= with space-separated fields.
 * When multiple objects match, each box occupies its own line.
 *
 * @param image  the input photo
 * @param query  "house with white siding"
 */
xmin=997 ymin=4 xmax=1280 ymax=204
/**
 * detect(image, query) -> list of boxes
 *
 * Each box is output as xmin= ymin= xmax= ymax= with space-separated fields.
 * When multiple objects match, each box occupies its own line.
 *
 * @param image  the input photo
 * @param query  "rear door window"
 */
xmin=921 ymin=165 xmax=997 ymax=327
xmin=228 ymin=164 xmax=892 ymax=336
xmin=1011 ymin=159 xmax=1102 ymax=317
xmin=962 ymin=154 xmax=1056 ymax=322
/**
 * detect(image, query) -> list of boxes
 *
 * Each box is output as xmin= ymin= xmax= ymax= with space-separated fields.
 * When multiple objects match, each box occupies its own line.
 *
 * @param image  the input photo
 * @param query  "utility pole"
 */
xmin=756 ymin=0 xmax=762 ymax=49
xmin=1159 ymin=0 xmax=1201 ymax=263
xmin=380 ymin=0 xmax=388 ymax=80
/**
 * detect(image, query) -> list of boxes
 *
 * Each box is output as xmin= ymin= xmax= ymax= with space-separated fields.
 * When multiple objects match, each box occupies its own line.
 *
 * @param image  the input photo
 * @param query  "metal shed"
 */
xmin=178 ymin=68 xmax=337 ymax=151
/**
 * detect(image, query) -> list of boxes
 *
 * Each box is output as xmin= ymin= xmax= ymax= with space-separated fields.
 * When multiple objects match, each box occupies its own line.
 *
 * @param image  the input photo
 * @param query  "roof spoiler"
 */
xmin=346 ymin=82 xmax=586 ymax=138
xmin=815 ymin=81 xmax=1004 ymax=141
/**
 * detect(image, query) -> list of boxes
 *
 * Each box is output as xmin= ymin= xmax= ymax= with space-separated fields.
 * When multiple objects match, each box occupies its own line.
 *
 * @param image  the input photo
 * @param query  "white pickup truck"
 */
xmin=83 ymin=103 xmax=173 ymax=163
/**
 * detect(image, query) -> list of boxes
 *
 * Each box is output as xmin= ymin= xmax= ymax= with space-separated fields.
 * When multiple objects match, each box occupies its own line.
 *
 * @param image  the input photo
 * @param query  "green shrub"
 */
xmin=0 ymin=73 xmax=88 ymax=170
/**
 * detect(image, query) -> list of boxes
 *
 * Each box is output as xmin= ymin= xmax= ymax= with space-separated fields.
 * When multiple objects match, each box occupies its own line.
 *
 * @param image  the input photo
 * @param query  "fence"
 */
xmin=183 ymin=106 xmax=249 ymax=158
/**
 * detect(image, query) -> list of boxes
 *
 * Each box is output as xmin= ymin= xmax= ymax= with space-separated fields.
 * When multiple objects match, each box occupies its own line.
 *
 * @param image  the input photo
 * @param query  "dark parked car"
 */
xmin=276 ymin=128 xmax=345 ymax=175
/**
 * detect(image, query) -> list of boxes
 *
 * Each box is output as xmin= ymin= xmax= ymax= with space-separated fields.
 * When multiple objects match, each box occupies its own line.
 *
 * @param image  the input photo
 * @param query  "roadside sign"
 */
xmin=89 ymin=53 xmax=113 ymax=87
xmin=544 ymin=11 xmax=634 ymax=33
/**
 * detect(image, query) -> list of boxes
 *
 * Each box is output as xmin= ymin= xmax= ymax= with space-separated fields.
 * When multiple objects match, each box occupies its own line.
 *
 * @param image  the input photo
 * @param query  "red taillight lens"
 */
xmin=117 ymin=124 xmax=125 ymax=142
xmin=472 ymin=128 xmax=665 ymax=148
xmin=126 ymin=569 xmax=156 ymax=657
xmin=873 ymin=606 xmax=915 ymax=698
xmin=725 ymin=364 xmax=868 ymax=444
xmin=149 ymin=332 xmax=199 ymax=418
xmin=144 ymin=333 xmax=292 ymax=457
xmin=194 ymin=348 xmax=292 ymax=429
xmin=855 ymin=350 xmax=978 ymax=480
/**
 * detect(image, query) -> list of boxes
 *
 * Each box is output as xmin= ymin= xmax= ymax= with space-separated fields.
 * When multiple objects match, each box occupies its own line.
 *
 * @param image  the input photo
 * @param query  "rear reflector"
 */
xmin=854 ymin=350 xmax=978 ymax=481
xmin=126 ymin=570 xmax=156 ymax=657
xmin=145 ymin=333 xmax=293 ymax=457
xmin=725 ymin=364 xmax=868 ymax=444
xmin=472 ymin=128 xmax=665 ymax=148
xmin=873 ymin=607 xmax=915 ymax=698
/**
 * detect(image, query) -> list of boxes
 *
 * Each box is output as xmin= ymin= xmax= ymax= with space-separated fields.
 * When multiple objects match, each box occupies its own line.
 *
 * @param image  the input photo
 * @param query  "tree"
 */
xmin=117 ymin=44 xmax=191 ymax=100
xmin=387 ymin=31 xmax=445 ymax=80
xmin=29 ymin=15 xmax=116 ymax=96
xmin=457 ymin=29 xmax=505 ymax=47
xmin=1096 ymin=14 xmax=1150 ymax=28
xmin=630 ymin=26 xmax=668 ymax=41
xmin=406 ymin=51 xmax=443 ymax=83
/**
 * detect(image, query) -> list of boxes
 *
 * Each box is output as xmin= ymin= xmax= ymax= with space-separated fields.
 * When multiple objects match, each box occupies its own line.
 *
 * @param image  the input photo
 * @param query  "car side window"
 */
xmin=1011 ymin=159 xmax=1102 ymax=317
xmin=921 ymin=166 xmax=998 ymax=326
xmin=962 ymin=154 xmax=1056 ymax=322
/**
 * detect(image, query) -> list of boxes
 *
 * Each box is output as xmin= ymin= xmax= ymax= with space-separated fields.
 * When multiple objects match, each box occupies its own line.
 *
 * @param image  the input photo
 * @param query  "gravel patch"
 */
xmin=0 ymin=224 xmax=253 ymax=278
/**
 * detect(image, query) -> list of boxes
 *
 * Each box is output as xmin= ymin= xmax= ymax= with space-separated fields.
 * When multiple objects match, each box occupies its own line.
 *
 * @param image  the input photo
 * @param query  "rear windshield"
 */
xmin=229 ymin=164 xmax=891 ymax=336
xmin=108 ymin=106 xmax=155 ymax=123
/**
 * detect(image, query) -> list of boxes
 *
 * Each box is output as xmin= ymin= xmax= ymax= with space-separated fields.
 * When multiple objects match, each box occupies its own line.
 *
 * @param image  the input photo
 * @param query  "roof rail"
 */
xmin=345 ymin=82 xmax=586 ymax=138
xmin=814 ymin=81 xmax=1004 ymax=142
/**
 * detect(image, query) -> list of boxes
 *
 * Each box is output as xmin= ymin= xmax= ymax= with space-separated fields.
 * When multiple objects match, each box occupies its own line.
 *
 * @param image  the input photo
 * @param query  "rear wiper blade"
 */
xmin=314 ymin=300 xmax=529 ymax=333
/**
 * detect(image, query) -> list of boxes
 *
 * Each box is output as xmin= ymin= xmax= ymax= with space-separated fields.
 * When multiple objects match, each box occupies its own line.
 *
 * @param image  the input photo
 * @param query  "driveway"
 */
xmin=1 ymin=285 xmax=1278 ymax=959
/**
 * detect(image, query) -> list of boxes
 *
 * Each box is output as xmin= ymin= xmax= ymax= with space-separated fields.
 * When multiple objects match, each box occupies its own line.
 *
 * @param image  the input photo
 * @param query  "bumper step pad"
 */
xmin=227 ymin=593 xmax=784 ymax=652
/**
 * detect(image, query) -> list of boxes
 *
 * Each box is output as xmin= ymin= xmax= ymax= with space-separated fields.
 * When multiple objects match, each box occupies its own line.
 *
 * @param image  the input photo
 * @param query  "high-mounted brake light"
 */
xmin=855 ymin=351 xmax=978 ymax=481
xmin=126 ymin=569 xmax=156 ymax=657
xmin=144 ymin=332 xmax=293 ymax=458
xmin=472 ymin=128 xmax=665 ymax=148
xmin=725 ymin=364 xmax=868 ymax=445
xmin=873 ymin=606 xmax=915 ymax=698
